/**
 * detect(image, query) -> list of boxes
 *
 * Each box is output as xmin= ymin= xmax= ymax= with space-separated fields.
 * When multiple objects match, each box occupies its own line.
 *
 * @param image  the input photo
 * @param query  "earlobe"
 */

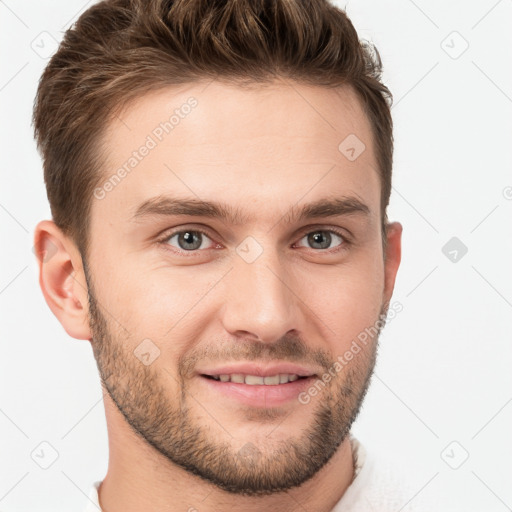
xmin=34 ymin=220 xmax=92 ymax=341
xmin=383 ymin=221 xmax=403 ymax=305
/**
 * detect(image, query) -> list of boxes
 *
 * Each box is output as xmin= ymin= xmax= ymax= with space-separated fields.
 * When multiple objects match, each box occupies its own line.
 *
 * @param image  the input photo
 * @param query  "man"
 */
xmin=32 ymin=0 xmax=408 ymax=510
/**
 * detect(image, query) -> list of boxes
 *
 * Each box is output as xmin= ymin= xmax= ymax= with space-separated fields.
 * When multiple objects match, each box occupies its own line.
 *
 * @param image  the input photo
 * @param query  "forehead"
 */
xmin=94 ymin=79 xmax=380 ymax=227
xmin=108 ymin=79 xmax=373 ymax=150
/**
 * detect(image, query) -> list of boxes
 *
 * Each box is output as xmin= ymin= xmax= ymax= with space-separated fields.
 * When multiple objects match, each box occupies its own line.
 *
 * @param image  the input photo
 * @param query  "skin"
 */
xmin=34 ymin=79 xmax=402 ymax=512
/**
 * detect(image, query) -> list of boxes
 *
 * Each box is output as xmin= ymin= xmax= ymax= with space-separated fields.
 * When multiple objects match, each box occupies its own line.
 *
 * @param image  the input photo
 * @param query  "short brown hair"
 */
xmin=33 ymin=0 xmax=393 ymax=259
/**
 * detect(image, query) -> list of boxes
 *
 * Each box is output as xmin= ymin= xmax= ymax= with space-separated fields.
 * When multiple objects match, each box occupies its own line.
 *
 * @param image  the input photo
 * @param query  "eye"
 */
xmin=295 ymin=229 xmax=347 ymax=252
xmin=157 ymin=226 xmax=350 ymax=257
xmin=161 ymin=229 xmax=216 ymax=253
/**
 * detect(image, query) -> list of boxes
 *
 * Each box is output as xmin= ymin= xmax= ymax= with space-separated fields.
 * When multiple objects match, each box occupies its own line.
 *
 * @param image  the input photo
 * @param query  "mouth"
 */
xmin=201 ymin=373 xmax=311 ymax=385
xmin=198 ymin=367 xmax=318 ymax=408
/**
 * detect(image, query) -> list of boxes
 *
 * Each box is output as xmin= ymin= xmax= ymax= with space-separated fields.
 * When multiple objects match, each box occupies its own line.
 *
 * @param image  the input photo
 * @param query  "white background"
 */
xmin=1 ymin=0 xmax=511 ymax=510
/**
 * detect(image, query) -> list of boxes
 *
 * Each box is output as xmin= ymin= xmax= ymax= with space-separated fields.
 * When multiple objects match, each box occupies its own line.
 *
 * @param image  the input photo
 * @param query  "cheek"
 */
xmin=304 ymin=257 xmax=385 ymax=348
xmin=94 ymin=259 xmax=218 ymax=349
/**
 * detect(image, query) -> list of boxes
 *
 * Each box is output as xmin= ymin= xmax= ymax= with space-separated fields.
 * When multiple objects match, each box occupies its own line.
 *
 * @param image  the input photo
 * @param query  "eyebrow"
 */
xmin=130 ymin=194 xmax=371 ymax=225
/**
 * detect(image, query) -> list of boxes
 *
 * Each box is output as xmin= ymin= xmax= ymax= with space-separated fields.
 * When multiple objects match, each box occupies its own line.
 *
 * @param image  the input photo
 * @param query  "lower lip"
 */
xmin=199 ymin=375 xmax=314 ymax=408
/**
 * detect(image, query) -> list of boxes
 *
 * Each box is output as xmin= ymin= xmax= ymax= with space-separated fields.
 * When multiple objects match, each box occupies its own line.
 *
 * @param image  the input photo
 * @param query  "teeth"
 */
xmin=211 ymin=373 xmax=304 ymax=385
xmin=245 ymin=375 xmax=264 ymax=385
xmin=264 ymin=374 xmax=280 ymax=385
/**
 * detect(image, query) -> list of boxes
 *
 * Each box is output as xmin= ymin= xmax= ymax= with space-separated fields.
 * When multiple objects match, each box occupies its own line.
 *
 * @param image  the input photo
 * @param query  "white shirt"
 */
xmin=331 ymin=437 xmax=434 ymax=511
xmin=83 ymin=437 xmax=436 ymax=511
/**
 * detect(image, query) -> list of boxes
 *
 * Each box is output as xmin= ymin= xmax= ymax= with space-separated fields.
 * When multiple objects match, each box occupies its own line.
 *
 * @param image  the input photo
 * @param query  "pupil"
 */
xmin=180 ymin=231 xmax=201 ymax=250
xmin=309 ymin=231 xmax=330 ymax=249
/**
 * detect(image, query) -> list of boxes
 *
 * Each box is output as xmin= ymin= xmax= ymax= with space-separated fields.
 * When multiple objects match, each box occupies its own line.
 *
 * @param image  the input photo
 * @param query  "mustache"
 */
xmin=179 ymin=334 xmax=333 ymax=379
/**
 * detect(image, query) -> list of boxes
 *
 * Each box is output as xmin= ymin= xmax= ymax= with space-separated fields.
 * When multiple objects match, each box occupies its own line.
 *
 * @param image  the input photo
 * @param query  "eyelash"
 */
xmin=156 ymin=226 xmax=351 ymax=257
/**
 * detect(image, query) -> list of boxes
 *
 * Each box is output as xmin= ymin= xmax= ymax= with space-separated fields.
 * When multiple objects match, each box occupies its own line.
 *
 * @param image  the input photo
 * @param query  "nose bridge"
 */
xmin=220 ymin=235 xmax=298 ymax=343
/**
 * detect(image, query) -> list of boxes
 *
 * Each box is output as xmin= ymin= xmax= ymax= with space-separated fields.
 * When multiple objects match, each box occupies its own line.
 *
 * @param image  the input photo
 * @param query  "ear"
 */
xmin=382 ymin=221 xmax=402 ymax=306
xmin=33 ymin=220 xmax=92 ymax=340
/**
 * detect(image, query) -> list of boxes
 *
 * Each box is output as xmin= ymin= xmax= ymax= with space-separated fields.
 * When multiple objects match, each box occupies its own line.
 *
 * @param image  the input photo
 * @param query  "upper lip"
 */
xmin=198 ymin=362 xmax=319 ymax=378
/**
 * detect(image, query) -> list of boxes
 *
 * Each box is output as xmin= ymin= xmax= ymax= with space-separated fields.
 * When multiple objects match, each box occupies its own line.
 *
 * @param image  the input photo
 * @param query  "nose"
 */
xmin=219 ymin=242 xmax=301 ymax=344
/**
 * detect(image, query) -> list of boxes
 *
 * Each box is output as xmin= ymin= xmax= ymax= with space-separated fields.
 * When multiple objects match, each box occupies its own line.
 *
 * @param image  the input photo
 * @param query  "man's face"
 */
xmin=84 ymin=80 xmax=397 ymax=494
